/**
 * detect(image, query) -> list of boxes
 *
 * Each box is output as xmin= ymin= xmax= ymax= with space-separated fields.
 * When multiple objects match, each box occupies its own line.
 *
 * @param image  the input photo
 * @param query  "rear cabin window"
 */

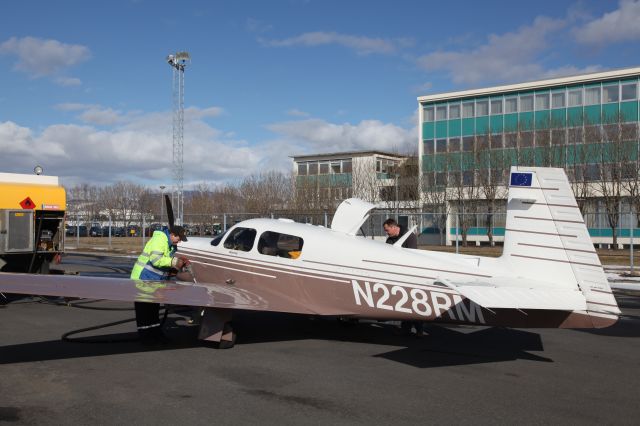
xmin=257 ymin=231 xmax=304 ymax=259
xmin=223 ymin=227 xmax=257 ymax=252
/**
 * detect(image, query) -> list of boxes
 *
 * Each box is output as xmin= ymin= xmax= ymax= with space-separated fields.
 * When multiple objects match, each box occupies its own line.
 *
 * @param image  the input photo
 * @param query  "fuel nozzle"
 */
xmin=182 ymin=263 xmax=197 ymax=284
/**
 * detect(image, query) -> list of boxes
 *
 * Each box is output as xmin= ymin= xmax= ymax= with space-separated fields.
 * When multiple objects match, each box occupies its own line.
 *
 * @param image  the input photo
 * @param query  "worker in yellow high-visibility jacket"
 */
xmin=131 ymin=225 xmax=188 ymax=343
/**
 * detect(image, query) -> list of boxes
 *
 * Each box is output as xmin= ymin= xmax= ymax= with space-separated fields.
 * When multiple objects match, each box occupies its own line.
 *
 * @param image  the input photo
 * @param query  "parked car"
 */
xmin=89 ymin=226 xmax=103 ymax=237
xmin=66 ymin=225 xmax=88 ymax=237
xmin=112 ymin=227 xmax=126 ymax=237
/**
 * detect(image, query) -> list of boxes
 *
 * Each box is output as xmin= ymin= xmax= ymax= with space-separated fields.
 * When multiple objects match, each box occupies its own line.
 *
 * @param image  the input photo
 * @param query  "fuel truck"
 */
xmin=0 ymin=172 xmax=66 ymax=273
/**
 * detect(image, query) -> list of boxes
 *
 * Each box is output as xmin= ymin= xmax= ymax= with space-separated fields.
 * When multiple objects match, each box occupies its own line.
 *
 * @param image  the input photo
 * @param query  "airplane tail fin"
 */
xmin=500 ymin=166 xmax=620 ymax=322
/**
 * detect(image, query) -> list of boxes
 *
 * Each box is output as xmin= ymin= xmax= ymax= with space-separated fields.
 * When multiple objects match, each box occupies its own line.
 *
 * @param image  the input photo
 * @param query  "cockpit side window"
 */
xmin=210 ymin=230 xmax=228 ymax=246
xmin=257 ymin=231 xmax=304 ymax=259
xmin=223 ymin=227 xmax=257 ymax=252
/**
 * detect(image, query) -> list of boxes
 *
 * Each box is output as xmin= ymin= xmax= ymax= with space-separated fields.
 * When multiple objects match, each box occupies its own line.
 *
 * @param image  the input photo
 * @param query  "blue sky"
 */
xmin=1 ymin=0 xmax=639 ymax=187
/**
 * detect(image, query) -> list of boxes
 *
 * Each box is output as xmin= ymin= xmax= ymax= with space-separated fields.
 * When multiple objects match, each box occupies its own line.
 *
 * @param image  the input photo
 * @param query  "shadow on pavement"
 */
xmin=0 ymin=310 xmax=551 ymax=368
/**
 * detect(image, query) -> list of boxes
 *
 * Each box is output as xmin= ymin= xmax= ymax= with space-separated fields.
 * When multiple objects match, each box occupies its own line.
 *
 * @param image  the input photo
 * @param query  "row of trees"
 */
xmin=423 ymin=114 xmax=640 ymax=246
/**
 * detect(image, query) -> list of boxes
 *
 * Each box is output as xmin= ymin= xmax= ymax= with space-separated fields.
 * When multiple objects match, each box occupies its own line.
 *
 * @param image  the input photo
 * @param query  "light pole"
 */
xmin=159 ymin=185 xmax=166 ymax=225
xmin=394 ymin=171 xmax=400 ymax=221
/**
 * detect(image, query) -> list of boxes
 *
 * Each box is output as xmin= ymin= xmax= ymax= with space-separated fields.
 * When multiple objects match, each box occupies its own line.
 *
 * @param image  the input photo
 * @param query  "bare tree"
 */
xmin=448 ymin=142 xmax=481 ymax=247
xmin=621 ymin=121 xmax=640 ymax=229
xmin=593 ymin=113 xmax=637 ymax=248
xmin=100 ymin=181 xmax=149 ymax=229
xmin=68 ymin=183 xmax=102 ymax=223
xmin=240 ymin=170 xmax=293 ymax=216
xmin=475 ymin=134 xmax=508 ymax=246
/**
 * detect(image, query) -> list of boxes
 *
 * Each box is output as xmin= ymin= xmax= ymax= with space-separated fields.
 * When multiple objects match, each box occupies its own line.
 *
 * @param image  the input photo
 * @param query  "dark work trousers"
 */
xmin=134 ymin=302 xmax=161 ymax=336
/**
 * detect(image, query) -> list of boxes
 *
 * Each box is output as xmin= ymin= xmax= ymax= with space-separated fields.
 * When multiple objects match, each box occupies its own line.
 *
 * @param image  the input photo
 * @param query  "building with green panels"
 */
xmin=292 ymin=151 xmax=407 ymax=209
xmin=418 ymin=67 xmax=640 ymax=246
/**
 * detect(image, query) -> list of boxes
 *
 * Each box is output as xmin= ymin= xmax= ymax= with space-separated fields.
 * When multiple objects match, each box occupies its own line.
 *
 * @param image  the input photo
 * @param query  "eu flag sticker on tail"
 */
xmin=510 ymin=172 xmax=532 ymax=187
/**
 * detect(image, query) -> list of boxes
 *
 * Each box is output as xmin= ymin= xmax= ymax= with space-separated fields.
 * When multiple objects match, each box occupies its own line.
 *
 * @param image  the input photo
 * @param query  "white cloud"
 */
xmin=0 ymin=105 xmax=258 ymax=186
xmin=0 ymin=36 xmax=90 ymax=77
xmin=246 ymin=17 xmax=273 ymax=33
xmin=413 ymin=81 xmax=433 ymax=95
xmin=1 ymin=105 xmax=415 ymax=187
xmin=79 ymin=107 xmax=123 ymax=126
xmin=55 ymin=76 xmax=82 ymax=87
xmin=540 ymin=64 xmax=604 ymax=79
xmin=286 ymin=109 xmax=310 ymax=117
xmin=417 ymin=16 xmax=566 ymax=85
xmin=267 ymin=118 xmax=415 ymax=159
xmin=185 ymin=106 xmax=223 ymax=120
xmin=260 ymin=31 xmax=402 ymax=55
xmin=55 ymin=103 xmax=100 ymax=111
xmin=573 ymin=0 xmax=640 ymax=45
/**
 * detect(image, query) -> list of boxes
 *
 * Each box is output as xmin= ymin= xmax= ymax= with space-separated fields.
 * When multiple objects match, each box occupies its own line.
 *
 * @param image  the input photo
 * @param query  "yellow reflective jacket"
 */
xmin=130 ymin=230 xmax=175 ymax=280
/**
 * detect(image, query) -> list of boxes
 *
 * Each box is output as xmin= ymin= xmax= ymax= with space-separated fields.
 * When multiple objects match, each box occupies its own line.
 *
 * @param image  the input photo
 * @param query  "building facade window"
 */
xmin=476 ymin=100 xmax=489 ymax=116
xmin=535 ymin=93 xmax=550 ymax=110
xmin=520 ymin=95 xmax=534 ymax=112
xmin=449 ymin=103 xmax=461 ymax=119
xmin=491 ymin=99 xmax=502 ymax=115
xmin=585 ymin=87 xmax=601 ymax=105
xmin=448 ymin=137 xmax=461 ymax=152
xmin=436 ymin=105 xmax=447 ymax=120
xmin=424 ymin=139 xmax=434 ymax=155
xmin=505 ymin=97 xmax=518 ymax=113
xmin=621 ymin=82 xmax=637 ymax=101
xmin=568 ymin=89 xmax=583 ymax=106
xmin=298 ymin=163 xmax=307 ymax=175
xmin=603 ymin=85 xmax=619 ymax=103
xmin=309 ymin=163 xmax=318 ymax=175
xmin=423 ymin=105 xmax=434 ymax=122
xmin=552 ymin=92 xmax=565 ymax=108
xmin=436 ymin=139 xmax=447 ymax=153
xmin=462 ymin=136 xmax=474 ymax=152
xmin=462 ymin=102 xmax=474 ymax=118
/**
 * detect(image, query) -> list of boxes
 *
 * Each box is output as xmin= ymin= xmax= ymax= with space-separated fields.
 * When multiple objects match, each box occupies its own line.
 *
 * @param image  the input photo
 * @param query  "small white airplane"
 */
xmin=0 ymin=167 xmax=621 ymax=348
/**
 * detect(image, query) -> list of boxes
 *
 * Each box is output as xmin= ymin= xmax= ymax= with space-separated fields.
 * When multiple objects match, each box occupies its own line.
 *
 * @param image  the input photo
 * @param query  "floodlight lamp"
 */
xmin=175 ymin=51 xmax=190 ymax=62
xmin=34 ymin=165 xmax=43 ymax=175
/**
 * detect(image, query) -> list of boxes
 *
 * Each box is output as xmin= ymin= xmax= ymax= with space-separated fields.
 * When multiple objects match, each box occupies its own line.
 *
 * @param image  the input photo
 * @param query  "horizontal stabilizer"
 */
xmin=437 ymin=279 xmax=587 ymax=311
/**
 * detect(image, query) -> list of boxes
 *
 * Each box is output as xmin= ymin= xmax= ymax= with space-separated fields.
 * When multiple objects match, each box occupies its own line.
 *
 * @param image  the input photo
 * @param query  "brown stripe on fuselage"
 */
xmin=181 ymin=248 xmax=454 ymax=293
xmin=302 ymin=259 xmax=438 ymax=280
xmin=361 ymin=259 xmax=492 ymax=278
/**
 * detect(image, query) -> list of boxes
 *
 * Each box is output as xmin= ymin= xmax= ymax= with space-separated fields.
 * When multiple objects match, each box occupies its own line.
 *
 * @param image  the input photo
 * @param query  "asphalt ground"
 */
xmin=1 ymin=254 xmax=639 ymax=425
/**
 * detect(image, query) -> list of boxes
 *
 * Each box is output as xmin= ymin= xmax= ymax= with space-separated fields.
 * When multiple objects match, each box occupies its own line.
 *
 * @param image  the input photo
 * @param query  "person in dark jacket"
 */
xmin=383 ymin=218 xmax=417 ymax=249
xmin=383 ymin=218 xmax=423 ymax=337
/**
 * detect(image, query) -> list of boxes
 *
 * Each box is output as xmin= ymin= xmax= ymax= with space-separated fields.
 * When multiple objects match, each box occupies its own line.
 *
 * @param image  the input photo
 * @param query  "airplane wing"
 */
xmin=0 ymin=272 xmax=272 ymax=311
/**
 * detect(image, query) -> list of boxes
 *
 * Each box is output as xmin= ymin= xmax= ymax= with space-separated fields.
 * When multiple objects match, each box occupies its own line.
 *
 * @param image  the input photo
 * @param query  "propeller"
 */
xmin=164 ymin=195 xmax=175 ymax=228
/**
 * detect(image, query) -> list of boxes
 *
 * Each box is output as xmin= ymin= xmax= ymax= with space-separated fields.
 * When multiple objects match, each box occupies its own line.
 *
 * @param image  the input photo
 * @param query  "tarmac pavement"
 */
xmin=1 ymin=254 xmax=639 ymax=425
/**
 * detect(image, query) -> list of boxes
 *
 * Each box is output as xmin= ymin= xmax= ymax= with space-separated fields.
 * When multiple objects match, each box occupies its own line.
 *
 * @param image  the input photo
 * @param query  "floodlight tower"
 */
xmin=166 ymin=51 xmax=190 ymax=225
